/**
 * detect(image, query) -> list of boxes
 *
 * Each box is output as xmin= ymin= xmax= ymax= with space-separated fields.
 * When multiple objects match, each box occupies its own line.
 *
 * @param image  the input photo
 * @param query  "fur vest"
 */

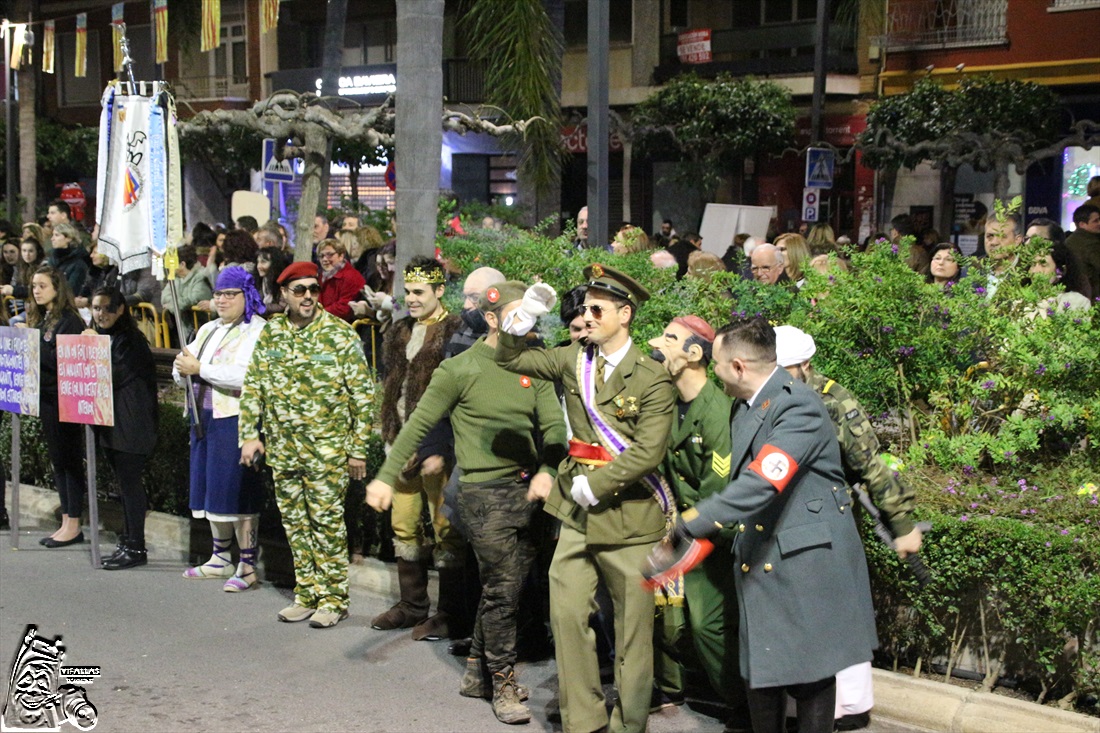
xmin=381 ymin=312 xmax=462 ymax=443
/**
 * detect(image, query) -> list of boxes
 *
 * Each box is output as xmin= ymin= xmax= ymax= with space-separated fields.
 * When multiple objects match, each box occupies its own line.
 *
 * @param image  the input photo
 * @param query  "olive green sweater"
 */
xmin=377 ymin=337 xmax=567 ymax=485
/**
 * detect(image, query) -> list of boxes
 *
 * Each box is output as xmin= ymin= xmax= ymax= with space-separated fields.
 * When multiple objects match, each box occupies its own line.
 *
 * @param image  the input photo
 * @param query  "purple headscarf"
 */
xmin=215 ymin=266 xmax=266 ymax=323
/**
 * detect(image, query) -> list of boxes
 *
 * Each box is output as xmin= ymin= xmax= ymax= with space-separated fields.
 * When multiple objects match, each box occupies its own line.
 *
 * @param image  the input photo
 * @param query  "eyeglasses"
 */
xmin=750 ymin=265 xmax=776 ymax=273
xmin=287 ymin=284 xmax=321 ymax=296
xmin=212 ymin=289 xmax=243 ymax=299
xmin=581 ymin=303 xmax=618 ymax=319
xmin=319 ymin=251 xmax=339 ymax=260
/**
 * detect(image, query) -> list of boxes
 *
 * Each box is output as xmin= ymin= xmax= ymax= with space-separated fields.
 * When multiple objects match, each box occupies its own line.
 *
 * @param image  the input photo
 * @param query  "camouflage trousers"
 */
xmin=456 ymin=477 xmax=538 ymax=674
xmin=273 ymin=463 xmax=349 ymax=614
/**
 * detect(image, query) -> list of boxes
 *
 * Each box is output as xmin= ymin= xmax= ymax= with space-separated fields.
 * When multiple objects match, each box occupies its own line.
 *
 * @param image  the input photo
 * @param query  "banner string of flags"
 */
xmin=0 ymin=0 xmax=279 ymax=76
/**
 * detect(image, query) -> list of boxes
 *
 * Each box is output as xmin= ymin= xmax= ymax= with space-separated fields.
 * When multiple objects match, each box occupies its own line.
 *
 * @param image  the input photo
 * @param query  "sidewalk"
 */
xmin=6 ymin=484 xmax=1097 ymax=732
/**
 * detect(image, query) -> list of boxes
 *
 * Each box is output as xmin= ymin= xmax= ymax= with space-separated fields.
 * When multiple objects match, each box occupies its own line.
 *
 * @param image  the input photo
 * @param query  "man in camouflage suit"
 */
xmin=239 ymin=261 xmax=375 ymax=629
xmin=774 ymin=325 xmax=921 ymax=731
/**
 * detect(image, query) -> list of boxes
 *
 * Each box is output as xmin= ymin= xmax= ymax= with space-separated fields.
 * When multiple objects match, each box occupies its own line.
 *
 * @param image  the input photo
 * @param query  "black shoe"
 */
xmin=103 ymin=538 xmax=129 ymax=563
xmin=835 ymin=712 xmax=871 ymax=731
xmin=102 ymin=545 xmax=147 ymax=570
xmin=42 ymin=532 xmax=85 ymax=548
xmin=0 ymin=507 xmax=9 ymax=531
xmin=448 ymin=637 xmax=473 ymax=657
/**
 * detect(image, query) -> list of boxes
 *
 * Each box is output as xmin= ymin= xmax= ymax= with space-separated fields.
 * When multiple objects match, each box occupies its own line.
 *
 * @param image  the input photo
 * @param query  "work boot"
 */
xmin=102 ymin=539 xmax=148 ymax=570
xmin=413 ymin=564 xmax=467 ymax=641
xmin=459 ymin=656 xmax=490 ymax=699
xmin=491 ymin=668 xmax=531 ymax=725
xmin=371 ymin=558 xmax=430 ymax=630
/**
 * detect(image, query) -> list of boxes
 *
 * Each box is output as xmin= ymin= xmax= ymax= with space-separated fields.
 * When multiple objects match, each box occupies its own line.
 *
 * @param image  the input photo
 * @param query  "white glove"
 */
xmin=521 ymin=283 xmax=557 ymax=319
xmin=570 ymin=475 xmax=599 ymax=508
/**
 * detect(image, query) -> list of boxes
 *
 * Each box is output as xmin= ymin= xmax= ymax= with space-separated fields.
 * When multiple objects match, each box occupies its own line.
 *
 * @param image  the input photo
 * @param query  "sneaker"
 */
xmin=309 ymin=609 xmax=349 ymax=628
xmin=277 ymin=604 xmax=315 ymax=623
xmin=491 ymin=669 xmax=531 ymax=725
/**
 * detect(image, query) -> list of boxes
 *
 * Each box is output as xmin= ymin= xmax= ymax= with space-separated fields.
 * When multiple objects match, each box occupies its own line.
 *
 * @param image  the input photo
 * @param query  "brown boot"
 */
xmin=371 ymin=558 xmax=430 ymax=630
xmin=491 ymin=668 xmax=531 ymax=725
xmin=413 ymin=564 xmax=468 ymax=641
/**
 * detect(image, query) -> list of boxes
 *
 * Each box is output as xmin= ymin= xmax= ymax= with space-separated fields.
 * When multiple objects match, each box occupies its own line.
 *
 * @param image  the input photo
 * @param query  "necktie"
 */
xmin=596 ymin=355 xmax=607 ymax=389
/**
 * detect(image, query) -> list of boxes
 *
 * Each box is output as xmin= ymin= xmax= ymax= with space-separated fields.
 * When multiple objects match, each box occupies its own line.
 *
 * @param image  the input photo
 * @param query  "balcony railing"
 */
xmin=443 ymin=59 xmax=485 ymax=104
xmin=656 ymin=22 xmax=857 ymax=82
xmin=172 ymin=75 xmax=250 ymax=101
xmin=878 ymin=0 xmax=1008 ymax=50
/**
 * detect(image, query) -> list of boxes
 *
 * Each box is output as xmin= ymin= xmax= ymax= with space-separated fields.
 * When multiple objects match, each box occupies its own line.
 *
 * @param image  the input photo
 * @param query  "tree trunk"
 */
xmin=938 ymin=165 xmax=957 ymax=240
xmin=318 ymin=0 xmax=348 ymax=207
xmin=18 ymin=68 xmax=35 ymax=222
xmin=294 ymin=129 xmax=328 ymax=262
xmin=992 ymin=165 xmax=1010 ymax=202
xmin=349 ymin=162 xmax=360 ymax=208
xmin=395 ymin=0 xmax=444 ymax=298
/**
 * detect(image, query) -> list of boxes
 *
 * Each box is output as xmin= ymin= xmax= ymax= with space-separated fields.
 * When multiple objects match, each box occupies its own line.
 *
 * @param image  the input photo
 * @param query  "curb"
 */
xmin=13 ymin=485 xmax=1097 ymax=732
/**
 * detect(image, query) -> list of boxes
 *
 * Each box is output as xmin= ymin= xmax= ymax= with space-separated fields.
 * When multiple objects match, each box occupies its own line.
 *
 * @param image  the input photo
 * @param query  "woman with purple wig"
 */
xmin=173 ymin=266 xmax=267 ymax=592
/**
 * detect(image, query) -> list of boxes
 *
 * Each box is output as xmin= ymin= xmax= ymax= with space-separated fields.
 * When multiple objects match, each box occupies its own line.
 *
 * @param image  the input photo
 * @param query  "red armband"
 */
xmin=747 ymin=444 xmax=798 ymax=493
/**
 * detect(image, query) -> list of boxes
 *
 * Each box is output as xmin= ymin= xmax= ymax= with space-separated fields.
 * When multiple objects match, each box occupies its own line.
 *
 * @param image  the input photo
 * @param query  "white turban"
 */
xmin=774 ymin=325 xmax=816 ymax=367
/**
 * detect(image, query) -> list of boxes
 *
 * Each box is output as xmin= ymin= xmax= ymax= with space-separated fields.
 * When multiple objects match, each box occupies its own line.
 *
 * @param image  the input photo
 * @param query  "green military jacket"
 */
xmin=807 ymin=370 xmax=916 ymax=536
xmin=496 ymin=333 xmax=675 ymax=546
xmin=238 ymin=309 xmax=375 ymax=473
xmin=662 ymin=379 xmax=735 ymax=509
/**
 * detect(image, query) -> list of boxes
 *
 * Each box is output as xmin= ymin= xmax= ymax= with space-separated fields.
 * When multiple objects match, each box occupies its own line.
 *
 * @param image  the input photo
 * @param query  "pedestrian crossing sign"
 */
xmin=805 ymin=147 xmax=834 ymax=189
xmin=262 ymin=138 xmax=296 ymax=183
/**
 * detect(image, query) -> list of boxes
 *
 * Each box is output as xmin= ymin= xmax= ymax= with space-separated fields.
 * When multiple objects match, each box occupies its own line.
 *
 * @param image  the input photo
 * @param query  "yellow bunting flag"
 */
xmin=8 ymin=23 xmax=26 ymax=71
xmin=261 ymin=0 xmax=280 ymax=34
xmin=75 ymin=14 xmax=87 ymax=77
xmin=154 ymin=0 xmax=169 ymax=64
xmin=201 ymin=0 xmax=221 ymax=53
xmin=43 ymin=20 xmax=56 ymax=74
xmin=111 ymin=3 xmax=125 ymax=72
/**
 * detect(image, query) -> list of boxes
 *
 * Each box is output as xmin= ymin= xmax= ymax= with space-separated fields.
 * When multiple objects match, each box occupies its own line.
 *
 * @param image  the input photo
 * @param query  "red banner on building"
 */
xmin=677 ymin=29 xmax=712 ymax=65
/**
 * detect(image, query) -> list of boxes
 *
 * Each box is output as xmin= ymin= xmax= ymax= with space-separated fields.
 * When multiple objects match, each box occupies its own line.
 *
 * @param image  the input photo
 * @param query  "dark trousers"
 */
xmin=746 ymin=676 xmax=836 ymax=733
xmin=104 ymin=448 xmax=149 ymax=543
xmin=456 ymin=478 xmax=538 ymax=674
xmin=40 ymin=398 xmax=86 ymax=518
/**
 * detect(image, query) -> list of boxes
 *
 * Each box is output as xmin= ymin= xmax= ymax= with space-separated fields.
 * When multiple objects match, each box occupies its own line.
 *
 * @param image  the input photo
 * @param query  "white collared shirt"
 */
xmin=747 ymin=367 xmax=781 ymax=408
xmin=599 ymin=338 xmax=633 ymax=381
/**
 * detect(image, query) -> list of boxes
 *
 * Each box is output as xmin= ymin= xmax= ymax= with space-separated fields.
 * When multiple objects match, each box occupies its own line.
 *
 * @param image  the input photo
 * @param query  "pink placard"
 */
xmin=56 ymin=334 xmax=114 ymax=426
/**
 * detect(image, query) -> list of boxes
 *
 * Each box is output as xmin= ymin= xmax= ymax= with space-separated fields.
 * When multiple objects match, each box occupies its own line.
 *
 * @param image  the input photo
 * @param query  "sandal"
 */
xmin=223 ymin=569 xmax=259 ymax=592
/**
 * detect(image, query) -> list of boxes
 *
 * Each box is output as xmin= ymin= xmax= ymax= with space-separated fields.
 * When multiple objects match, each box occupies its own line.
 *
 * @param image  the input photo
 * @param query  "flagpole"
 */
xmin=117 ymin=24 xmax=204 ymax=440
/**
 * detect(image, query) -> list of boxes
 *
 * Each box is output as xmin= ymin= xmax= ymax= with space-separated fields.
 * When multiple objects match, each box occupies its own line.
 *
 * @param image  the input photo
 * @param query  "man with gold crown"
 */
xmin=371 ymin=255 xmax=467 ymax=640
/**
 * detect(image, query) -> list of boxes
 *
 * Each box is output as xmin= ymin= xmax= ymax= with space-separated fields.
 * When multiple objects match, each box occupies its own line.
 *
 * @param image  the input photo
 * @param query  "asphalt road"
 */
xmin=0 ymin=525 xmax=930 ymax=733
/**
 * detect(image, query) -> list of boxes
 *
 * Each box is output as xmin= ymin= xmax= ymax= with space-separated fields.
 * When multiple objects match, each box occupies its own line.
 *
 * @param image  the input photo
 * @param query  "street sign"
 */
xmin=385 ymin=160 xmax=396 ymax=191
xmin=262 ymin=138 xmax=296 ymax=183
xmin=802 ymin=188 xmax=819 ymax=223
xmin=805 ymin=147 xmax=835 ymax=189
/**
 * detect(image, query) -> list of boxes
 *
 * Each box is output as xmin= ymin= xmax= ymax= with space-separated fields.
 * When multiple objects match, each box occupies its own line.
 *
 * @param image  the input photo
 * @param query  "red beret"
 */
xmin=277 ymin=261 xmax=320 ymax=285
xmin=673 ymin=315 xmax=715 ymax=344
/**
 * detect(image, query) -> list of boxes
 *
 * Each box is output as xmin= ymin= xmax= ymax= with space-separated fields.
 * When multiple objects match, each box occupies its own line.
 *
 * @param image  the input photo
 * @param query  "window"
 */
xmin=211 ymin=23 xmax=248 ymax=85
xmin=564 ymin=0 xmax=633 ymax=46
xmin=57 ymin=30 xmax=101 ymax=107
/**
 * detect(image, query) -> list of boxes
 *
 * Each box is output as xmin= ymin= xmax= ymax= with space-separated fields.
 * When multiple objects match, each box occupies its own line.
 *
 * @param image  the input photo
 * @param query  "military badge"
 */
xmin=486 ymin=287 xmax=500 ymax=304
xmin=590 ymin=263 xmax=604 ymax=278
xmin=520 ymin=375 xmax=531 ymax=388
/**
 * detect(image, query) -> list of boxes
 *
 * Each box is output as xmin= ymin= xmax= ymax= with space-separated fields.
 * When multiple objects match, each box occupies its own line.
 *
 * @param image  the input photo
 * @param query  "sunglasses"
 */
xmin=287 ymin=284 xmax=321 ymax=296
xmin=581 ymin=303 xmax=618 ymax=319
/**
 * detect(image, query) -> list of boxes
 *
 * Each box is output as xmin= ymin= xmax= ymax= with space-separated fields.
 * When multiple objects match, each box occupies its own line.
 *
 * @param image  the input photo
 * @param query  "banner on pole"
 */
xmin=0 ymin=327 xmax=40 ymax=417
xmin=261 ymin=0 xmax=280 ymax=35
xmin=96 ymin=85 xmax=183 ymax=273
xmin=154 ymin=0 xmax=169 ymax=64
xmin=112 ymin=3 xmax=126 ymax=72
xmin=42 ymin=21 xmax=56 ymax=74
xmin=75 ymin=14 xmax=88 ymax=78
xmin=201 ymin=0 xmax=221 ymax=53
xmin=7 ymin=23 xmax=26 ymax=70
xmin=56 ymin=335 xmax=114 ymax=427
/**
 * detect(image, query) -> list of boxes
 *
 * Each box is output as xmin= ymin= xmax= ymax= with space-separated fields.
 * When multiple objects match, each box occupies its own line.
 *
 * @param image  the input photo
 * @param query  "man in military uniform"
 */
xmin=367 ymin=281 xmax=567 ymax=725
xmin=495 ymin=264 xmax=675 ymax=733
xmin=648 ymin=316 xmax=749 ymax=731
xmin=239 ymin=261 xmax=375 ymax=628
xmin=373 ymin=255 xmax=465 ymax=640
xmin=774 ymin=325 xmax=922 ymax=730
xmin=655 ymin=318 xmax=877 ymax=733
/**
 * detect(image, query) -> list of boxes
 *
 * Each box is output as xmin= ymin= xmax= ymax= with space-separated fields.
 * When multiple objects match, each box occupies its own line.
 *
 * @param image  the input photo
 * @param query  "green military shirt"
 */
xmin=662 ymin=380 xmax=735 ymax=509
xmin=376 ymin=337 xmax=567 ymax=486
xmin=238 ymin=309 xmax=375 ymax=472
xmin=807 ymin=369 xmax=917 ymax=536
